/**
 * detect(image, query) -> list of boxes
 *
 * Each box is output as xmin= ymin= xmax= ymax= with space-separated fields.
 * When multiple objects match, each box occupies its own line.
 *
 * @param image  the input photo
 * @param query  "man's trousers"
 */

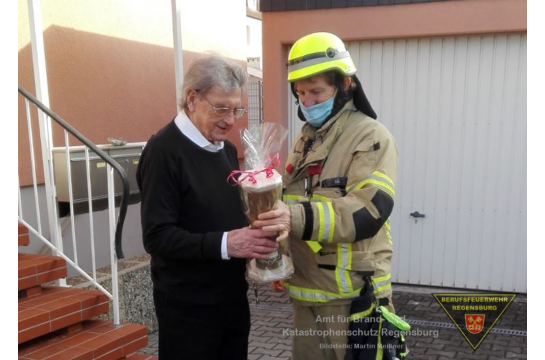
xmin=153 ymin=289 xmax=250 ymax=360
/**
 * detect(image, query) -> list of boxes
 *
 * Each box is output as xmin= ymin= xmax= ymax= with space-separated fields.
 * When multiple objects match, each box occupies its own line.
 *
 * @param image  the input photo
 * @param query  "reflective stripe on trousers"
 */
xmin=285 ymin=274 xmax=391 ymax=303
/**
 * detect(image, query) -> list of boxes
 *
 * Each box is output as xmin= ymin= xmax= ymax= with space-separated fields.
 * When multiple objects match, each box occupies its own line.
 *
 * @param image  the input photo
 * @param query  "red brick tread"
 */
xmin=19 ymin=234 xmax=30 ymax=246
xmin=18 ymin=253 xmax=67 ymax=291
xmin=125 ymin=354 xmax=158 ymax=360
xmin=19 ymin=286 xmax=109 ymax=344
xmin=19 ymin=320 xmax=148 ymax=360
xmin=19 ymin=223 xmax=29 ymax=235
xmin=19 ymin=224 xmax=29 ymax=246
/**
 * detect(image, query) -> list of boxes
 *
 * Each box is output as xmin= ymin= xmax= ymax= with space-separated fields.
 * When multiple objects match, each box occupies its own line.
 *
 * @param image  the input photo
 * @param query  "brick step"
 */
xmin=19 ymin=320 xmax=148 ymax=360
xmin=19 ymin=253 xmax=67 ymax=292
xmin=19 ymin=286 xmax=109 ymax=344
xmin=126 ymin=354 xmax=158 ymax=360
xmin=19 ymin=223 xmax=29 ymax=246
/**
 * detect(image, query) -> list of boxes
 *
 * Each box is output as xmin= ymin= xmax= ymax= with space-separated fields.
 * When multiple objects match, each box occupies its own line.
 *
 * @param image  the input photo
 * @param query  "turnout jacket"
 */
xmin=283 ymin=100 xmax=398 ymax=306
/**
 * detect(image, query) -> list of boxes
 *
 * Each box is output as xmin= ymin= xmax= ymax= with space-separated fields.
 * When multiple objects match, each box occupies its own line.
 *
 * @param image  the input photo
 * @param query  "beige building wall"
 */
xmin=18 ymin=0 xmax=248 ymax=185
xmin=261 ymin=0 xmax=527 ymax=165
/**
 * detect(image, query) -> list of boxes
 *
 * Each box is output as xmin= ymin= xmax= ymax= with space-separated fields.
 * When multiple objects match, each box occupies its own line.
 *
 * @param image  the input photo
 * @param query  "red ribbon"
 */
xmin=227 ymin=154 xmax=281 ymax=186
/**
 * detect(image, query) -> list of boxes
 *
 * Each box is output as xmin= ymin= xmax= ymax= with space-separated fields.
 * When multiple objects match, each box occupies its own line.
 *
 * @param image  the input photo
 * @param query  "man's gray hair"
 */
xmin=180 ymin=54 xmax=247 ymax=110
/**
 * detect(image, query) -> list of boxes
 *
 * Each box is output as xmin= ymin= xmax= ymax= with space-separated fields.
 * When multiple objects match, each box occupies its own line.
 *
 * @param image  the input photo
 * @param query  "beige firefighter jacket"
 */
xmin=283 ymin=100 xmax=398 ymax=307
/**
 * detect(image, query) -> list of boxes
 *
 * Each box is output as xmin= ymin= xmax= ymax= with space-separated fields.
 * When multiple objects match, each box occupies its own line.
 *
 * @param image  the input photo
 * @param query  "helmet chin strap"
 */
xmin=289 ymin=83 xmax=307 ymax=122
xmin=291 ymin=75 xmax=378 ymax=122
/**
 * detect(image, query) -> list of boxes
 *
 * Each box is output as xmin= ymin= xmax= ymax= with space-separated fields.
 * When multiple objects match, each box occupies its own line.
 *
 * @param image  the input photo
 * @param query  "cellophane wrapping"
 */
xmin=237 ymin=123 xmax=293 ymax=283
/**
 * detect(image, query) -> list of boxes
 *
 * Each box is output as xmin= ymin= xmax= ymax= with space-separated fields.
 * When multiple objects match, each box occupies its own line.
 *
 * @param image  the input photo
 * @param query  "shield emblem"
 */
xmin=465 ymin=314 xmax=485 ymax=334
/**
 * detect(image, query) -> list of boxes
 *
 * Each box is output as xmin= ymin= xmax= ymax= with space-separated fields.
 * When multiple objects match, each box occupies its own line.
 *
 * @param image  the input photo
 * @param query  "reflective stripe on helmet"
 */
xmin=287 ymin=32 xmax=357 ymax=81
xmin=288 ymin=51 xmax=351 ymax=73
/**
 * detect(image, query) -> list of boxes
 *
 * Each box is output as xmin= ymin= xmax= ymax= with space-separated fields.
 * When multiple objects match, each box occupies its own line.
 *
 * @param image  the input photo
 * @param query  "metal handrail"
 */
xmin=18 ymin=86 xmax=128 ymax=259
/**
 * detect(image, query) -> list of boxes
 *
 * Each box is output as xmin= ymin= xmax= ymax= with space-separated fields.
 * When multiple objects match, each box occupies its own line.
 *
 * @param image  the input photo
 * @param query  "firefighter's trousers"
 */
xmin=292 ymin=303 xmax=352 ymax=360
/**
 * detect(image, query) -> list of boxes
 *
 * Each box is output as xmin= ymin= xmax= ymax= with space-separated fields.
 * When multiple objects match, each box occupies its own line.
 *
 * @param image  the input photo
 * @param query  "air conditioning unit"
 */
xmin=52 ymin=142 xmax=146 ymax=217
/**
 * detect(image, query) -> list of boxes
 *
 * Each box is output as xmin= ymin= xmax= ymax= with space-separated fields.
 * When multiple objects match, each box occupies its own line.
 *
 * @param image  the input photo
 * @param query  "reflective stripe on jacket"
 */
xmin=283 ymin=100 xmax=398 ymax=306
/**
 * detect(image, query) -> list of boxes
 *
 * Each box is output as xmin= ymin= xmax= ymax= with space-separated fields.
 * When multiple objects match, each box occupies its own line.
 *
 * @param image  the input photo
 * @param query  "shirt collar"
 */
xmin=174 ymin=110 xmax=224 ymax=152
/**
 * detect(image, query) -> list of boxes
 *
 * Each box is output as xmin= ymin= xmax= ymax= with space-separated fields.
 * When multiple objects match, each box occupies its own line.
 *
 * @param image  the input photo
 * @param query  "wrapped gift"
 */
xmin=228 ymin=123 xmax=293 ymax=283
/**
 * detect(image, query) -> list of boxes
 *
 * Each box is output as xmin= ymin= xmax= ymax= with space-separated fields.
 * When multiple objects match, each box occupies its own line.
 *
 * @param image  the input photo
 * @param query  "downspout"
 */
xmin=171 ymin=0 xmax=184 ymax=112
xmin=27 ymin=0 xmax=66 ymax=286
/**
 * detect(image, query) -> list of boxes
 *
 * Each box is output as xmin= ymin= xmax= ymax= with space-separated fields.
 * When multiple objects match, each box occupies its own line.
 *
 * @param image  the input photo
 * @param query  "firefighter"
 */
xmin=254 ymin=32 xmax=404 ymax=360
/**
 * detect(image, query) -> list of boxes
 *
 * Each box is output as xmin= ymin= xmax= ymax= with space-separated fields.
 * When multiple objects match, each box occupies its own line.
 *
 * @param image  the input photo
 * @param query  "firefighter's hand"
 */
xmin=253 ymin=201 xmax=291 ymax=242
xmin=271 ymin=280 xmax=286 ymax=292
xmin=227 ymin=227 xmax=278 ymax=259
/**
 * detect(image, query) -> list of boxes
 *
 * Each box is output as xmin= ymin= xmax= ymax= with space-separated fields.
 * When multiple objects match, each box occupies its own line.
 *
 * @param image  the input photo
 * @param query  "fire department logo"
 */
xmin=433 ymin=293 xmax=517 ymax=351
xmin=465 ymin=314 xmax=485 ymax=334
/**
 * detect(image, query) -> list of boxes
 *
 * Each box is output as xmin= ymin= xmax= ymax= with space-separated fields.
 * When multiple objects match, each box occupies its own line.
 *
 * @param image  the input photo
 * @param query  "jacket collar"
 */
xmin=292 ymin=100 xmax=357 ymax=176
xmin=301 ymin=100 xmax=357 ymax=140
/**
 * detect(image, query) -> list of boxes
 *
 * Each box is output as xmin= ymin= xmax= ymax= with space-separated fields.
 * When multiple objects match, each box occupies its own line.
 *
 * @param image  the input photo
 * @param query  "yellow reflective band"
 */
xmin=316 ymin=202 xmax=325 ymax=243
xmin=284 ymin=283 xmax=362 ymax=303
xmin=347 ymin=243 xmax=353 ymax=272
xmin=372 ymin=274 xmax=392 ymax=294
xmin=336 ymin=243 xmax=354 ymax=294
xmin=374 ymin=274 xmax=391 ymax=283
xmin=336 ymin=249 xmax=343 ymax=293
xmin=376 ymin=317 xmax=384 ymax=360
xmin=353 ymin=179 xmax=395 ymax=198
xmin=346 ymin=243 xmax=353 ymax=292
xmin=349 ymin=303 xmax=376 ymax=322
xmin=326 ymin=202 xmax=335 ymax=243
xmin=385 ymin=219 xmax=392 ymax=245
xmin=306 ymin=241 xmax=322 ymax=253
xmin=374 ymin=283 xmax=392 ymax=293
xmin=372 ymin=171 xmax=395 ymax=189
xmin=384 ymin=220 xmax=391 ymax=232
xmin=311 ymin=194 xmax=332 ymax=203
xmin=284 ymin=194 xmax=326 ymax=251
xmin=283 ymin=194 xmax=301 ymax=205
xmin=309 ymin=196 xmax=335 ymax=243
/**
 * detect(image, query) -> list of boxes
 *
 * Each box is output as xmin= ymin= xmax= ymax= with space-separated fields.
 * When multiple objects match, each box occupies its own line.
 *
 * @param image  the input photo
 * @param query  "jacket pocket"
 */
xmin=315 ymin=249 xmax=375 ymax=274
xmin=311 ymin=187 xmax=344 ymax=202
xmin=349 ymin=250 xmax=376 ymax=273
xmin=351 ymin=139 xmax=377 ymax=170
xmin=315 ymin=252 xmax=339 ymax=271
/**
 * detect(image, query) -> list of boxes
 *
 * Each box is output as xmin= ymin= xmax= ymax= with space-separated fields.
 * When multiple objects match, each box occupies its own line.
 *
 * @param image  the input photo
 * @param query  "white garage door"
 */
xmin=288 ymin=34 xmax=527 ymax=292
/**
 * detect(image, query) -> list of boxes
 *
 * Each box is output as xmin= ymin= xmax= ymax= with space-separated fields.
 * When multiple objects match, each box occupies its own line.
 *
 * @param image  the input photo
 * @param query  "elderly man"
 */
xmin=136 ymin=55 xmax=278 ymax=360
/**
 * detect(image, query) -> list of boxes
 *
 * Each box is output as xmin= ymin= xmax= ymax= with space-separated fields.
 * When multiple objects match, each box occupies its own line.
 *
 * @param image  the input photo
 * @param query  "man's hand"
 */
xmin=227 ymin=227 xmax=279 ymax=259
xmin=253 ymin=200 xmax=291 ymax=242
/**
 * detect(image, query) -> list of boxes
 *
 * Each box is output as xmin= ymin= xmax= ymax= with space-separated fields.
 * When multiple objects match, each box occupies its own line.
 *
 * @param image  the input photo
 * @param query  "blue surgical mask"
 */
xmin=299 ymin=91 xmax=337 ymax=128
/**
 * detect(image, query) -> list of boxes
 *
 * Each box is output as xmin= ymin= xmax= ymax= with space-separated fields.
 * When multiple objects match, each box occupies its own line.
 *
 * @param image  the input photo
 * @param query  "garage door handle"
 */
xmin=410 ymin=211 xmax=426 ymax=218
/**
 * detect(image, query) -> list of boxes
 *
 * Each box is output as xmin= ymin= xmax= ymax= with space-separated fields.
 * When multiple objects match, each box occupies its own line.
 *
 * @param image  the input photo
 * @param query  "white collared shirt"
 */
xmin=174 ymin=111 xmax=230 ymax=260
xmin=174 ymin=111 xmax=224 ymax=152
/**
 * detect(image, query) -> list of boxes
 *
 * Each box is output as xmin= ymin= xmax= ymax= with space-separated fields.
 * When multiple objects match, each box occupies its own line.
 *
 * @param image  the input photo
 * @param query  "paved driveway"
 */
xmin=139 ymin=284 xmax=527 ymax=360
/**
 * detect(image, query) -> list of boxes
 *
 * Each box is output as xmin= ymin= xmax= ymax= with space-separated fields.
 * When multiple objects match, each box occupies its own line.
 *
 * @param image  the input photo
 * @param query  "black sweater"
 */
xmin=136 ymin=120 xmax=248 ymax=304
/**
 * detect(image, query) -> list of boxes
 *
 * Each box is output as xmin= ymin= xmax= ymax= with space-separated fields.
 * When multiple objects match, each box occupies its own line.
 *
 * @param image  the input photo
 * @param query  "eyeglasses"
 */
xmin=201 ymin=95 xmax=247 ymax=119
